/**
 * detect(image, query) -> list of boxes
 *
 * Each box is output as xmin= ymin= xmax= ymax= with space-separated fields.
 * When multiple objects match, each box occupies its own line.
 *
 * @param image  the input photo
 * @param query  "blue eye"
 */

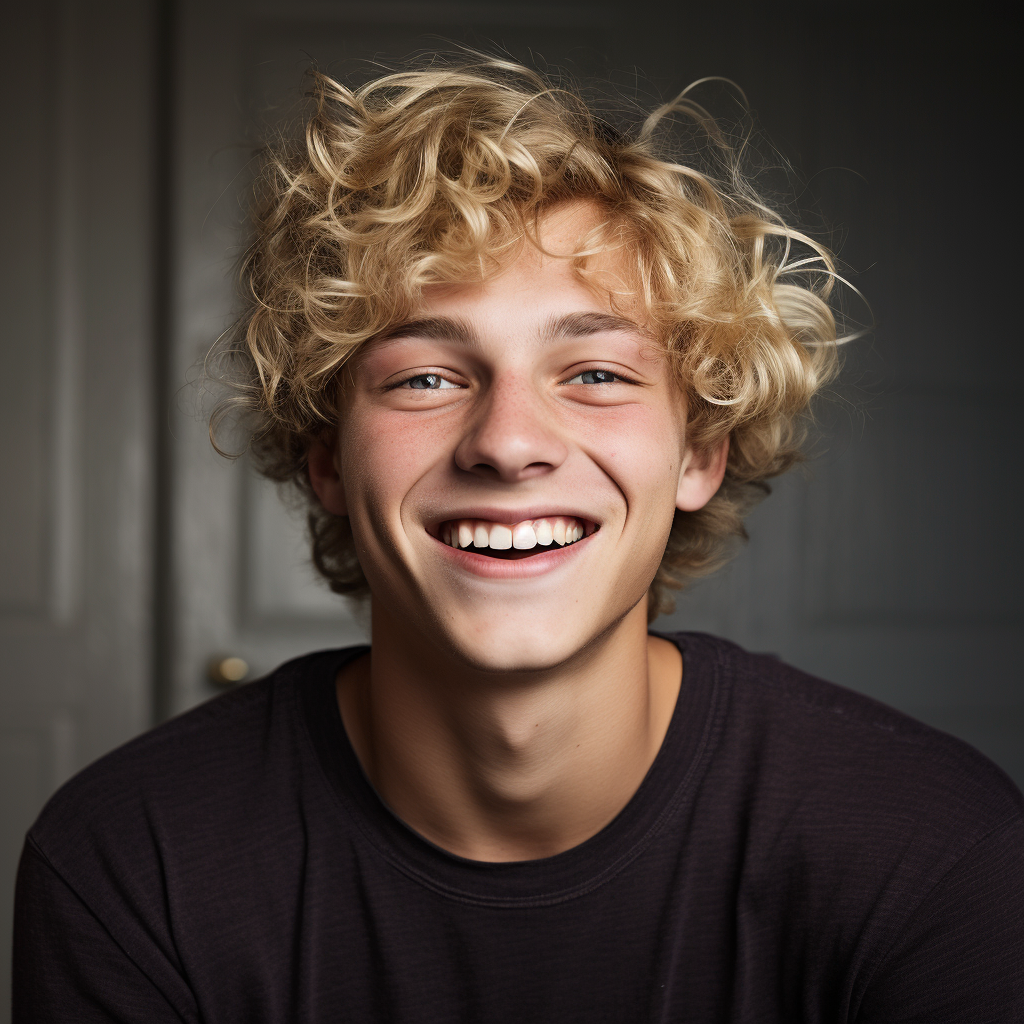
xmin=403 ymin=374 xmax=457 ymax=390
xmin=566 ymin=369 xmax=621 ymax=385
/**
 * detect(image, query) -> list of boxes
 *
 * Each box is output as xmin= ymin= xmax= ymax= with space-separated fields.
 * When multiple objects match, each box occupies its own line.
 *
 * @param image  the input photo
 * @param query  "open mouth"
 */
xmin=438 ymin=517 xmax=598 ymax=560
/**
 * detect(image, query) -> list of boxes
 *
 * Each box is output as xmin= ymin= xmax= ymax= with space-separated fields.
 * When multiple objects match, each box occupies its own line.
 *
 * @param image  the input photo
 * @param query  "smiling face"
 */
xmin=310 ymin=202 xmax=726 ymax=673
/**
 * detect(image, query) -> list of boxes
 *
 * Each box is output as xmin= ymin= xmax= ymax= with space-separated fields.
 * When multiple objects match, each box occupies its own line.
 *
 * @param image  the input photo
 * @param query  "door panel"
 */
xmin=0 ymin=2 xmax=156 ymax=1018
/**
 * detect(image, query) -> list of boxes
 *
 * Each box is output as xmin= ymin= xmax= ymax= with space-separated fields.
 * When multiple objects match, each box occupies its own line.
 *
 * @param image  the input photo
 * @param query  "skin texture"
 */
xmin=308 ymin=202 xmax=728 ymax=861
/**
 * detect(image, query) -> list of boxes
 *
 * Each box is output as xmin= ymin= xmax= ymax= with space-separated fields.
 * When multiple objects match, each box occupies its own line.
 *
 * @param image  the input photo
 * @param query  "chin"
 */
xmin=437 ymin=600 xmax=635 ymax=676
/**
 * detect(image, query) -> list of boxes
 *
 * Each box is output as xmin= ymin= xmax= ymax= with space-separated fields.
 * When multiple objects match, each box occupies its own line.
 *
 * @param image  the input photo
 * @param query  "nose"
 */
xmin=453 ymin=373 xmax=568 ymax=482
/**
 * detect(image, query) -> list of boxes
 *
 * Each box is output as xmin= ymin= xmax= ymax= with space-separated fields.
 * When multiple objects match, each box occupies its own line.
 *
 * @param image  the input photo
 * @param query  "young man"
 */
xmin=14 ymin=59 xmax=1024 ymax=1022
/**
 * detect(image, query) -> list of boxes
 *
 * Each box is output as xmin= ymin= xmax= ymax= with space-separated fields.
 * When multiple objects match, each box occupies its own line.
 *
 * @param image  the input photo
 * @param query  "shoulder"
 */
xmin=670 ymin=630 xmax=1024 ymax=854
xmin=668 ymin=631 xmax=1024 ymax=987
xmin=27 ymin=647 xmax=352 ymax=878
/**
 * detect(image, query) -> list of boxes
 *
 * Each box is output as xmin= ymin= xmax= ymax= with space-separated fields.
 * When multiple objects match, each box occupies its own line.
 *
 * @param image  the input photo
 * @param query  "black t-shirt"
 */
xmin=13 ymin=633 xmax=1024 ymax=1022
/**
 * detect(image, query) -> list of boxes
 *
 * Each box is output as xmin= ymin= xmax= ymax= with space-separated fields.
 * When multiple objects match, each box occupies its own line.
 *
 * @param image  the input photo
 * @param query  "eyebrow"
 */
xmin=372 ymin=316 xmax=476 ymax=346
xmin=541 ymin=311 xmax=643 ymax=340
xmin=373 ymin=311 xmax=642 ymax=346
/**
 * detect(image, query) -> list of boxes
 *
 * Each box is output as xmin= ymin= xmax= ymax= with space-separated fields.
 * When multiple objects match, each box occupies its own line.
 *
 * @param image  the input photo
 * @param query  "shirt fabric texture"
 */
xmin=13 ymin=632 xmax=1024 ymax=1022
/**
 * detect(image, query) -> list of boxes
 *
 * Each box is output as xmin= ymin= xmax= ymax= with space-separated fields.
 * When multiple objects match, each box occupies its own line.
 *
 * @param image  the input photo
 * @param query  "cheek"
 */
xmin=338 ymin=406 xmax=455 ymax=515
xmin=580 ymin=404 xmax=684 ymax=508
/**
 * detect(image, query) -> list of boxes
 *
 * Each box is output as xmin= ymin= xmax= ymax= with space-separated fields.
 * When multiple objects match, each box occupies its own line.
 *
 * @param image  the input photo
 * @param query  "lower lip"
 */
xmin=432 ymin=533 xmax=594 ymax=579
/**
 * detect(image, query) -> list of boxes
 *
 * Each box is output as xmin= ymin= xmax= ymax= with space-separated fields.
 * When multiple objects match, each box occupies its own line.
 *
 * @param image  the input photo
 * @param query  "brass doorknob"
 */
xmin=207 ymin=656 xmax=250 ymax=686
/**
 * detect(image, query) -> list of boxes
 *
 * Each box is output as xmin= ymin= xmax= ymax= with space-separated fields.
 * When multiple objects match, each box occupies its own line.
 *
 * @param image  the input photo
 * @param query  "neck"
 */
xmin=337 ymin=602 xmax=682 ymax=862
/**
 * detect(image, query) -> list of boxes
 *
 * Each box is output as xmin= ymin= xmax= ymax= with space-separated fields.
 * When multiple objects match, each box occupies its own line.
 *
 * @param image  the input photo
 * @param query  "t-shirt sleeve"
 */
xmin=856 ymin=814 xmax=1024 ymax=1023
xmin=12 ymin=838 xmax=197 ymax=1024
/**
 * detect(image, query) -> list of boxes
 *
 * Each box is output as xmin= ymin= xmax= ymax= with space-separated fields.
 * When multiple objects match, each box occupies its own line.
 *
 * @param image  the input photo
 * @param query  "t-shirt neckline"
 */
xmin=300 ymin=632 xmax=722 ymax=907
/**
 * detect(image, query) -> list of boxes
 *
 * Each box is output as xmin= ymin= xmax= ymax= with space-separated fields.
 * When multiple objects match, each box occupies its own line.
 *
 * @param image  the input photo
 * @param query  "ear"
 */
xmin=307 ymin=431 xmax=348 ymax=516
xmin=676 ymin=435 xmax=729 ymax=512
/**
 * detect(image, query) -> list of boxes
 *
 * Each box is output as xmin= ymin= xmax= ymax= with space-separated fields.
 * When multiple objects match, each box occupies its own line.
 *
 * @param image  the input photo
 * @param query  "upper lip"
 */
xmin=425 ymin=506 xmax=601 ymax=536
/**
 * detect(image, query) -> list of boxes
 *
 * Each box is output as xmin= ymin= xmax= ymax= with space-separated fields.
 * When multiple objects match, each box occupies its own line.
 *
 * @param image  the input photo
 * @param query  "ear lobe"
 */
xmin=307 ymin=433 xmax=348 ymax=516
xmin=676 ymin=435 xmax=729 ymax=513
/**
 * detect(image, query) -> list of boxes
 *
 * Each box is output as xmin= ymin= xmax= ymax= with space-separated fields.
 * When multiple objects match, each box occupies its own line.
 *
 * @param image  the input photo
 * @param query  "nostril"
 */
xmin=466 ymin=461 xmax=554 ymax=481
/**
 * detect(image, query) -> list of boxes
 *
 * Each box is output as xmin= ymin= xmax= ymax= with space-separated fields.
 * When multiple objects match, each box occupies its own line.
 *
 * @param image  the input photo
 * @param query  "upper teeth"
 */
xmin=442 ymin=517 xmax=588 ymax=550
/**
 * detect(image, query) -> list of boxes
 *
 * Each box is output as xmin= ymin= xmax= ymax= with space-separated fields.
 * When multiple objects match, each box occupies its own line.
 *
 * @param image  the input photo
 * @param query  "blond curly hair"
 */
xmin=212 ymin=55 xmax=845 ymax=620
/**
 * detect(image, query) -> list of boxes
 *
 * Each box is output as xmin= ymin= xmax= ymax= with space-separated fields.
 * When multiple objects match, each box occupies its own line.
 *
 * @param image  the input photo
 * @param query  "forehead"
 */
xmin=413 ymin=200 xmax=645 ymax=330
